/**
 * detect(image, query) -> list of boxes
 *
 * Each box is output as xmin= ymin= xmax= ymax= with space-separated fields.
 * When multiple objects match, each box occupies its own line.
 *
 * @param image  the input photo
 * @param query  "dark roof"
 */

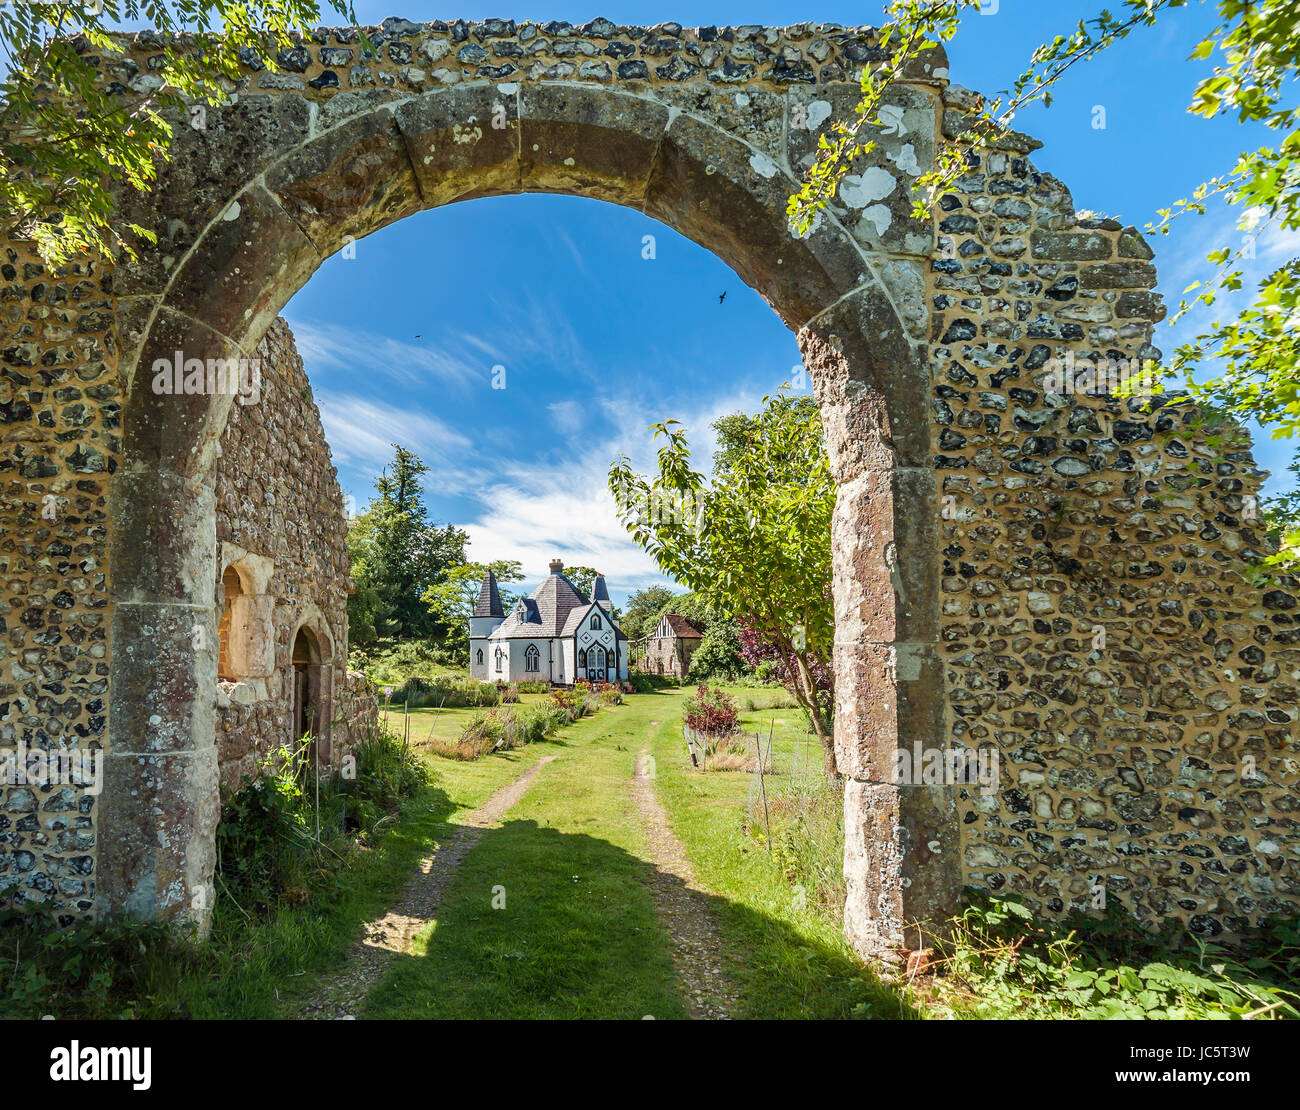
xmin=473 ymin=568 xmax=504 ymax=618
xmin=591 ymin=574 xmax=611 ymax=610
xmin=561 ymin=600 xmax=628 ymax=641
xmin=489 ymin=572 xmax=590 ymax=640
xmin=658 ymin=613 xmax=703 ymax=639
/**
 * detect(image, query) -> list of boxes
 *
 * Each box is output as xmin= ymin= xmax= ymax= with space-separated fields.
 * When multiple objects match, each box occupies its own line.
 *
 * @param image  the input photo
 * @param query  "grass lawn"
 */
xmin=379 ymin=691 xmax=554 ymax=745
xmin=364 ymin=684 xmax=913 ymax=1019
xmin=365 ymin=693 xmax=687 ymax=1018
xmin=121 ymin=723 xmax=575 ymax=1018
xmin=647 ymin=689 xmax=917 ymax=1019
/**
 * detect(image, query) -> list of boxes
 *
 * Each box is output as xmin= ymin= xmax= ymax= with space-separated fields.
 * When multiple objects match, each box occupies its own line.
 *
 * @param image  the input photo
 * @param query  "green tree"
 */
xmin=684 ymin=619 xmax=745 ymax=683
xmin=562 ymin=565 xmax=601 ymax=599
xmin=610 ymin=390 xmax=837 ymax=779
xmin=423 ymin=560 xmax=526 ymax=660
xmin=791 ymin=0 xmax=1300 ymax=573
xmin=620 ymin=584 xmax=676 ymax=641
xmin=652 ymin=591 xmax=716 ymax=635
xmin=348 ymin=445 xmax=467 ymax=643
xmin=344 ymin=521 xmax=382 ymax=647
xmin=2 ymin=0 xmax=359 ymax=267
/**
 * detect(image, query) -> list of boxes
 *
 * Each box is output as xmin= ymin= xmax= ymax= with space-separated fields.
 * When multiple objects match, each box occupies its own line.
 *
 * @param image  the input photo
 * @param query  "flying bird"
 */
xmin=718 ymin=291 xmax=726 ymax=304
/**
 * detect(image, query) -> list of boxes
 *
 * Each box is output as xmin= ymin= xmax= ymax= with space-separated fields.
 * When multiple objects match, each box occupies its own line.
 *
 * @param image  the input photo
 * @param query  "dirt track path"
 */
xmin=633 ymin=748 xmax=739 ymax=1020
xmin=296 ymin=754 xmax=557 ymax=1019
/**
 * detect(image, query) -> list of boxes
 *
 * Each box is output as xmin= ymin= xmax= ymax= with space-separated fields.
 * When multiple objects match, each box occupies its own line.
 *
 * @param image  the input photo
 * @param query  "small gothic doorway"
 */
xmin=292 ymin=626 xmax=323 ymax=765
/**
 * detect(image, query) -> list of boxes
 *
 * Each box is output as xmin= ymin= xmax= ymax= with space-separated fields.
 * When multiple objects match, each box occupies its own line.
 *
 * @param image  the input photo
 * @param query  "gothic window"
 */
xmin=591 ymin=614 xmax=602 ymax=630
xmin=525 ymin=644 xmax=540 ymax=672
xmin=476 ymin=648 xmax=484 ymax=665
xmin=495 ymin=648 xmax=505 ymax=673
xmin=217 ymin=565 xmax=245 ymax=681
xmin=578 ymin=649 xmax=587 ymax=668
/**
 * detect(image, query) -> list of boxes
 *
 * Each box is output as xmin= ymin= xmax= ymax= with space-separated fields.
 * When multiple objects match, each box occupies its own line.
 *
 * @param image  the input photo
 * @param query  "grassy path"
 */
xmin=632 ymin=747 xmax=738 ymax=1019
xmin=297 ymin=754 xmax=557 ymax=1018
xmin=348 ymin=686 xmax=908 ymax=1019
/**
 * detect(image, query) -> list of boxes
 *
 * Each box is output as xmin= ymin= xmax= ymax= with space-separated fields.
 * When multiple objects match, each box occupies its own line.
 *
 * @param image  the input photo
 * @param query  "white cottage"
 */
xmin=468 ymin=558 xmax=629 ymax=685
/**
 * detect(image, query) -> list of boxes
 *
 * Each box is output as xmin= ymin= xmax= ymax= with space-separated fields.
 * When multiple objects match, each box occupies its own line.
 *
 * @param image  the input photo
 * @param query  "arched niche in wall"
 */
xmin=290 ymin=605 xmax=336 ymax=767
xmin=217 ymin=544 xmax=277 ymax=690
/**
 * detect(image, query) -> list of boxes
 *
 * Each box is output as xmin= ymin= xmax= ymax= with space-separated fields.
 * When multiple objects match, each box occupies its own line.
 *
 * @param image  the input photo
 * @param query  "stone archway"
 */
xmin=6 ymin=18 xmax=1291 ymax=951
xmin=102 ymin=30 xmax=944 ymax=947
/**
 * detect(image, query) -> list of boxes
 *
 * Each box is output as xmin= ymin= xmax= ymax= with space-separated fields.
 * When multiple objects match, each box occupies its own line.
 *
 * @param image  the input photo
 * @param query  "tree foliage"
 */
xmin=619 ymin=584 xmax=677 ymax=641
xmin=422 ymin=559 xmax=526 ymax=659
xmin=609 ymin=390 xmax=837 ymax=776
xmin=346 ymin=445 xmax=467 ymax=644
xmin=2 ymin=0 xmax=359 ymax=267
xmin=684 ymin=619 xmax=746 ymax=683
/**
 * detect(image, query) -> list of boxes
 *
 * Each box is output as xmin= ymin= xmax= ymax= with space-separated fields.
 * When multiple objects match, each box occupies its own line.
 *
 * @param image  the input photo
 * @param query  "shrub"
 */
xmin=217 ymin=723 xmax=428 ymax=916
xmin=685 ymin=620 xmax=746 ymax=682
xmin=434 ymin=683 xmax=614 ymax=761
xmin=217 ymin=746 xmax=318 ymax=915
xmin=593 ymin=681 xmax=623 ymax=705
xmin=0 ymin=908 xmax=189 ymax=1019
xmin=682 ymin=683 xmax=740 ymax=737
xmin=499 ymin=681 xmax=521 ymax=703
xmin=352 ymin=639 xmax=458 ymax=685
xmin=629 ymin=672 xmax=677 ymax=692
xmin=517 ymin=679 xmax=551 ymax=694
xmin=384 ymin=674 xmax=499 ymax=709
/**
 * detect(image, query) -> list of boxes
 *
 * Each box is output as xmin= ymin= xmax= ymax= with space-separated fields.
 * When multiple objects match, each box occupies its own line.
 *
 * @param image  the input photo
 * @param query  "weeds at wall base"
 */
xmin=901 ymin=894 xmax=1300 ymax=1019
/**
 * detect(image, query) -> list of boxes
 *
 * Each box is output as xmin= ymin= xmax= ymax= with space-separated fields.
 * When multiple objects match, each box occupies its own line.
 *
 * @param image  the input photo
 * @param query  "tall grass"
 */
xmin=746 ymin=770 xmax=845 ymax=917
xmin=428 ymin=684 xmax=623 ymax=761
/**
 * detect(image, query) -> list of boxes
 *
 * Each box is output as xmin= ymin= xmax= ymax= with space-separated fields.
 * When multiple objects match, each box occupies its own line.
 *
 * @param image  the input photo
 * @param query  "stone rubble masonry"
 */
xmin=0 ymin=242 xmax=113 ymax=925
xmin=213 ymin=318 xmax=376 ymax=791
xmin=0 ymin=17 xmax=1295 ymax=949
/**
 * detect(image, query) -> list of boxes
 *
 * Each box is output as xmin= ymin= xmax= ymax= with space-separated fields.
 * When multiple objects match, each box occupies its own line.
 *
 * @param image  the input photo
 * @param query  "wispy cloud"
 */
xmin=462 ymin=381 xmax=790 ymax=589
xmin=547 ymin=399 xmax=584 ymax=436
xmin=315 ymin=395 xmax=474 ymax=475
xmin=287 ymin=317 xmax=502 ymax=391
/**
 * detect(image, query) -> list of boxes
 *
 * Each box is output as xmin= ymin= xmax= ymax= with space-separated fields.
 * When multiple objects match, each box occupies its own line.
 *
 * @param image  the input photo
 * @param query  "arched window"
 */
xmin=591 ymin=614 xmax=602 ymax=629
xmin=494 ymin=648 xmax=505 ymax=673
xmin=476 ymin=648 xmax=484 ymax=665
xmin=525 ymin=644 xmax=540 ymax=672
xmin=217 ymin=565 xmax=245 ymax=681
xmin=578 ymin=649 xmax=587 ymax=668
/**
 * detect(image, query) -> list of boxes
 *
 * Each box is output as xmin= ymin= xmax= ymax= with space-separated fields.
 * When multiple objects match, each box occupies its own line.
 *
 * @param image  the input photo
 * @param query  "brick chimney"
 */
xmin=548 ymin=558 xmax=564 ymax=575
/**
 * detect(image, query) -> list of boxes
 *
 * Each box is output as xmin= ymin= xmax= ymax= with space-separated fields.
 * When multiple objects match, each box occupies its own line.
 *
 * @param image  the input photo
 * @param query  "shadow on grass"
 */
xmin=362 ymin=817 xmax=921 ymax=1020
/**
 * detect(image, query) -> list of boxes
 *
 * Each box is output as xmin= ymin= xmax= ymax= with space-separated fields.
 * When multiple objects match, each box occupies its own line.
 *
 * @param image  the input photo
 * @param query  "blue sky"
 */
xmin=280 ymin=1 xmax=1298 ymax=605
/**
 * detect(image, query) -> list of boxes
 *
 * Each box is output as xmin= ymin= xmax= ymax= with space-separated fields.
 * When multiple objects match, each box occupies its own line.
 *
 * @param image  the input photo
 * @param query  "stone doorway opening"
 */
xmin=104 ymin=56 xmax=947 ymax=955
xmin=291 ymin=625 xmax=326 ymax=767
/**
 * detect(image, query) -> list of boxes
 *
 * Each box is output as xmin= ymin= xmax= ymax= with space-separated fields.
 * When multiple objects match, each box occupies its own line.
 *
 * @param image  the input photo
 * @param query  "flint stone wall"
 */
xmin=213 ymin=317 xmax=374 ymax=790
xmin=0 ymin=16 xmax=1294 ymax=945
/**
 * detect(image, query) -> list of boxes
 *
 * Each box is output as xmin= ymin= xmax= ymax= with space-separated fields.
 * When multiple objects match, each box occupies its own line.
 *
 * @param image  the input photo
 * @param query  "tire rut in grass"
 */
xmin=296 ymin=754 xmax=558 ymax=1019
xmin=633 ymin=748 xmax=739 ymax=1020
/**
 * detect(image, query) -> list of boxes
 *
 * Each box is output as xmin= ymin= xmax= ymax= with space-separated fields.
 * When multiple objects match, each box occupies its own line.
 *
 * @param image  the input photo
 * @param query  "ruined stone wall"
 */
xmin=213 ymin=318 xmax=370 ymax=790
xmin=0 ymin=245 xmax=117 ymax=923
xmin=931 ymin=93 xmax=1298 ymax=936
xmin=2 ymin=16 xmax=1295 ymax=940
